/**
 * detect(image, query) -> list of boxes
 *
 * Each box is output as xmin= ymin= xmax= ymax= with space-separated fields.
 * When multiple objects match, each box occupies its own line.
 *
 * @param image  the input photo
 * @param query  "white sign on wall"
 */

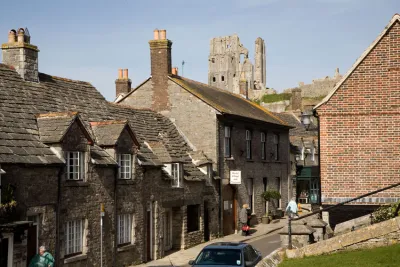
xmin=230 ymin=170 xmax=241 ymax=184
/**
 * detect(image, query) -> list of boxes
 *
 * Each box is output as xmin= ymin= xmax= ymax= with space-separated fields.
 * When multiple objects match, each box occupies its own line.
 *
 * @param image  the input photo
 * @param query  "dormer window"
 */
xmin=118 ymin=154 xmax=132 ymax=179
xmin=66 ymin=151 xmax=85 ymax=180
xmin=171 ymin=163 xmax=182 ymax=188
xmin=164 ymin=163 xmax=183 ymax=188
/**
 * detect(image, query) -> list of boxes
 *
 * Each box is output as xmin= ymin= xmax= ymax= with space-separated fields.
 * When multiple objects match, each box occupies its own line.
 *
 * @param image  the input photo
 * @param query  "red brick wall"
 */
xmin=317 ymin=21 xmax=400 ymax=204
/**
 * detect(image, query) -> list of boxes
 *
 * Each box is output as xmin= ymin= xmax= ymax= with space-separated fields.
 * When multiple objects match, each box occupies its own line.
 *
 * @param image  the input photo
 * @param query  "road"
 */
xmin=248 ymin=233 xmax=281 ymax=257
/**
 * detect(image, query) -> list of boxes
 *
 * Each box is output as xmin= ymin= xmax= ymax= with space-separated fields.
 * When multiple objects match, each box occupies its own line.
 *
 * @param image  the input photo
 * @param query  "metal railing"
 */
xmin=288 ymin=181 xmax=400 ymax=249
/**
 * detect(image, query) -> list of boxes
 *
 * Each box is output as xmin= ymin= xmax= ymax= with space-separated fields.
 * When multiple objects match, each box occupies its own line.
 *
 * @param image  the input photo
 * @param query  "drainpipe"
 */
xmin=55 ymin=167 xmax=63 ymax=264
xmin=113 ymin=165 xmax=118 ymax=266
xmin=217 ymin=121 xmax=223 ymax=236
xmin=313 ymin=110 xmax=322 ymax=205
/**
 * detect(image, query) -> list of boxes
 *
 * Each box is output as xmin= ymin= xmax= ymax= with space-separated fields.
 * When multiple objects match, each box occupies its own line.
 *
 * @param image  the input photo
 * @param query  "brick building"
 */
xmin=0 ymin=28 xmax=218 ymax=266
xmin=116 ymin=29 xmax=292 ymax=235
xmin=314 ymin=14 xmax=400 ymax=225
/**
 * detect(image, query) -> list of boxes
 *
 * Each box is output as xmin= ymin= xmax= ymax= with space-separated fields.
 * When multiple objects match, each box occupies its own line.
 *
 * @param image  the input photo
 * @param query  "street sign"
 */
xmin=230 ymin=170 xmax=241 ymax=184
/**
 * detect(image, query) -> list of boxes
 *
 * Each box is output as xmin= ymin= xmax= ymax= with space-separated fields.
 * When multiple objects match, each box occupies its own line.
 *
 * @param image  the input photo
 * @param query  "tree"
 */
xmin=261 ymin=190 xmax=281 ymax=217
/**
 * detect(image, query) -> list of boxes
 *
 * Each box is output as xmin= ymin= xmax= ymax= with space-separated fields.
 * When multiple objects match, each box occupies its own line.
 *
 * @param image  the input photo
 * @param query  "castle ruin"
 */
xmin=208 ymin=34 xmax=266 ymax=99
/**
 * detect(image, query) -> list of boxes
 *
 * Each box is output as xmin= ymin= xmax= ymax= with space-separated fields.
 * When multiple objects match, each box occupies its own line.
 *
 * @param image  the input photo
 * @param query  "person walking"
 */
xmin=240 ymin=204 xmax=250 ymax=236
xmin=28 ymin=246 xmax=54 ymax=267
xmin=286 ymin=197 xmax=298 ymax=218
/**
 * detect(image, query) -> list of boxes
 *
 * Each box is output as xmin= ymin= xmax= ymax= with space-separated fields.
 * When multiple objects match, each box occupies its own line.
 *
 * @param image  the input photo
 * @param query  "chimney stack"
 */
xmin=149 ymin=28 xmax=173 ymax=111
xmin=115 ymin=68 xmax=132 ymax=98
xmin=2 ymin=27 xmax=39 ymax=82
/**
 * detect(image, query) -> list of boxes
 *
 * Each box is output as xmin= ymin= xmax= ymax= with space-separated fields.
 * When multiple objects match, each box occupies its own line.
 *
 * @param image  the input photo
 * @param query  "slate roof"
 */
xmin=90 ymin=120 xmax=140 ymax=147
xmin=0 ymin=62 xmax=209 ymax=181
xmin=169 ymin=76 xmax=289 ymax=126
xmin=36 ymin=112 xmax=93 ymax=144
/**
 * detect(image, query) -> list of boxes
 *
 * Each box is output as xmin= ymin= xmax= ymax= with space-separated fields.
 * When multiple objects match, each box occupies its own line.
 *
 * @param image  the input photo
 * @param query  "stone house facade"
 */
xmin=0 ymin=28 xmax=218 ymax=266
xmin=314 ymin=14 xmax=400 ymax=225
xmin=116 ymin=29 xmax=292 ymax=236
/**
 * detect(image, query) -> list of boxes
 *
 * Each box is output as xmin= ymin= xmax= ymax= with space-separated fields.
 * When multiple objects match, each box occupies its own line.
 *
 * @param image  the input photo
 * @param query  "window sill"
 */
xmin=64 ymin=254 xmax=87 ymax=264
xmin=64 ymin=180 xmax=89 ymax=187
xmin=117 ymin=179 xmax=135 ymax=185
xmin=117 ymin=243 xmax=136 ymax=252
xmin=225 ymin=157 xmax=235 ymax=161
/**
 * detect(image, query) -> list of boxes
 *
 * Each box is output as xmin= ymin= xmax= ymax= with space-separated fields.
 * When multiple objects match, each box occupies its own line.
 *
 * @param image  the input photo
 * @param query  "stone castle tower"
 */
xmin=208 ymin=34 xmax=266 ymax=99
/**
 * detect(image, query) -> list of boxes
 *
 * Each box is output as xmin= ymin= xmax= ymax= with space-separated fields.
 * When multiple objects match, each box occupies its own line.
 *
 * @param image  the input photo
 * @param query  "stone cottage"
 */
xmin=0 ymin=28 xmax=218 ymax=266
xmin=116 ymin=29 xmax=292 ymax=236
xmin=314 ymin=14 xmax=400 ymax=226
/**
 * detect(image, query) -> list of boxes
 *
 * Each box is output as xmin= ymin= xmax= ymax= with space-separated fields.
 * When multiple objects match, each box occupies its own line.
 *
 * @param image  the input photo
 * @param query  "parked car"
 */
xmin=188 ymin=242 xmax=262 ymax=267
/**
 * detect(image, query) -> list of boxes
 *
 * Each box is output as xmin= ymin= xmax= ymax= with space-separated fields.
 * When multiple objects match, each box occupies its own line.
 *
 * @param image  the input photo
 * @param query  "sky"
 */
xmin=1 ymin=0 xmax=399 ymax=101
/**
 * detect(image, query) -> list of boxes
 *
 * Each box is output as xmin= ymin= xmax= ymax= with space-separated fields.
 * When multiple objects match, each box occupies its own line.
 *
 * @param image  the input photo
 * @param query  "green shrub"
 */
xmin=260 ymin=93 xmax=291 ymax=104
xmin=262 ymin=190 xmax=281 ymax=201
xmin=372 ymin=201 xmax=400 ymax=223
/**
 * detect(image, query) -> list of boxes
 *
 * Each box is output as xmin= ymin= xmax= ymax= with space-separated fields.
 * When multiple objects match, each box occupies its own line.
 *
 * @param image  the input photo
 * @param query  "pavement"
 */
xmin=134 ymin=219 xmax=286 ymax=267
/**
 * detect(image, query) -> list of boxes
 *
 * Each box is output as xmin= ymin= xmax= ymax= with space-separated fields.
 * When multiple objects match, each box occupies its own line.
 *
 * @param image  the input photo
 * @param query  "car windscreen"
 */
xmin=194 ymin=248 xmax=242 ymax=266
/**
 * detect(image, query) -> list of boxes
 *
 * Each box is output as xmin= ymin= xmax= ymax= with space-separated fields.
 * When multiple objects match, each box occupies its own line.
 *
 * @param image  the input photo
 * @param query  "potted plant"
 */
xmin=261 ymin=189 xmax=281 ymax=223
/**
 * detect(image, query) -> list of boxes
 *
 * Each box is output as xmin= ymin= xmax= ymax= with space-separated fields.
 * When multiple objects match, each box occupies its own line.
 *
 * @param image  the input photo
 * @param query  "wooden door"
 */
xmin=223 ymin=185 xmax=236 ymax=235
xmin=27 ymin=225 xmax=38 ymax=266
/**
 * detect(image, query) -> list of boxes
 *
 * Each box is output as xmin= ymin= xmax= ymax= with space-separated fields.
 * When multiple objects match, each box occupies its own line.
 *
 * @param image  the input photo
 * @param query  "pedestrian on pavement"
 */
xmin=286 ymin=197 xmax=298 ymax=218
xmin=28 ymin=245 xmax=54 ymax=267
xmin=246 ymin=204 xmax=252 ymax=226
xmin=240 ymin=204 xmax=250 ymax=236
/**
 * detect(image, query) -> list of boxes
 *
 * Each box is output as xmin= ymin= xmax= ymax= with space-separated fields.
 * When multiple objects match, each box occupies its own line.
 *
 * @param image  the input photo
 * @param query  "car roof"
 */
xmin=203 ymin=242 xmax=248 ymax=249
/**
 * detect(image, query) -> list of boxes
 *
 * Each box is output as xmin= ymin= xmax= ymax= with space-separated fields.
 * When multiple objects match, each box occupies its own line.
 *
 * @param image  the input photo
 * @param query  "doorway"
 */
xmin=204 ymin=201 xmax=210 ymax=242
xmin=27 ymin=215 xmax=39 ymax=266
xmin=223 ymin=185 xmax=237 ymax=235
xmin=1 ymin=233 xmax=13 ymax=267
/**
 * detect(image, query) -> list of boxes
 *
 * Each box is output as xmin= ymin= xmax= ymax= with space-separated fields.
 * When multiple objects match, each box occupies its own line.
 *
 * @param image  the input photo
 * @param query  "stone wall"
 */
xmin=316 ymin=21 xmax=400 ymax=207
xmin=287 ymin=217 xmax=400 ymax=258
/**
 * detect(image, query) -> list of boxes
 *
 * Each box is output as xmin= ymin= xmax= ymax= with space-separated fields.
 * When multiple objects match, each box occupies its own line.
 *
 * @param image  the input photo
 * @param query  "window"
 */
xmin=224 ymin=126 xmax=231 ymax=158
xmin=65 ymin=219 xmax=83 ymax=256
xmin=263 ymin=178 xmax=268 ymax=213
xmin=221 ymin=76 xmax=225 ymax=81
xmin=211 ymin=58 xmax=215 ymax=63
xmin=247 ymin=178 xmax=254 ymax=213
xmin=207 ymin=164 xmax=213 ymax=181
xmin=171 ymin=163 xmax=182 ymax=188
xmin=246 ymin=130 xmax=252 ymax=159
xmin=276 ymin=177 xmax=281 ymax=208
xmin=118 ymin=214 xmax=133 ymax=245
xmin=66 ymin=152 xmax=85 ymax=180
xmin=244 ymin=245 xmax=259 ymax=264
xmin=195 ymin=249 xmax=241 ymax=266
xmin=187 ymin=205 xmax=200 ymax=232
xmin=212 ymin=77 xmax=216 ymax=82
xmin=118 ymin=154 xmax=132 ymax=179
xmin=261 ymin=132 xmax=266 ymax=160
xmin=273 ymin=134 xmax=279 ymax=161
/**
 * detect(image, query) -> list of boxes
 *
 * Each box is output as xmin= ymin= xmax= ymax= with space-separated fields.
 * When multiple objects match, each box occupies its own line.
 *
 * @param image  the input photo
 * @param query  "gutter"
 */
xmin=217 ymin=121 xmax=223 ymax=236
xmin=55 ymin=167 xmax=63 ymax=264
xmin=313 ymin=110 xmax=322 ymax=205
xmin=113 ymin=165 xmax=118 ymax=266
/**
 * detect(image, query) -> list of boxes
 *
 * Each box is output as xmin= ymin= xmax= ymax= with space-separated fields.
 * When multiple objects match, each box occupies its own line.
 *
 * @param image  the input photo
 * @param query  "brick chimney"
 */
xmin=2 ymin=28 xmax=39 ymax=82
xmin=115 ymin=68 xmax=132 ymax=97
xmin=149 ymin=29 xmax=172 ymax=111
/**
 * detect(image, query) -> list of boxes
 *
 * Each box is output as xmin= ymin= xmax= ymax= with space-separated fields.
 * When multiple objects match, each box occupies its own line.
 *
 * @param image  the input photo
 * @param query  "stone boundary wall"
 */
xmin=286 ymin=216 xmax=400 ymax=258
xmin=256 ymin=248 xmax=285 ymax=267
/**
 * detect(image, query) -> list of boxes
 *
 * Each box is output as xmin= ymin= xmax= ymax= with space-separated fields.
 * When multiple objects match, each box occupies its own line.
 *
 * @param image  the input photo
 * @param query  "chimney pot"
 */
xmin=118 ymin=69 xmax=123 ymax=79
xmin=153 ymin=29 xmax=160 ymax=40
xmin=123 ymin=69 xmax=129 ymax=79
xmin=159 ymin=29 xmax=166 ymax=40
xmin=8 ymin=30 xmax=16 ymax=43
xmin=172 ymin=67 xmax=178 ymax=75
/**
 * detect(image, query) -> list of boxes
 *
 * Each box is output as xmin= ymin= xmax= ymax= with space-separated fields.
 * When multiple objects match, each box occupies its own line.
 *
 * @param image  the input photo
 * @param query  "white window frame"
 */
xmin=171 ymin=163 xmax=182 ymax=188
xmin=118 ymin=154 xmax=132 ymax=179
xmin=246 ymin=130 xmax=252 ymax=159
xmin=66 ymin=152 xmax=85 ymax=180
xmin=118 ymin=213 xmax=134 ymax=245
xmin=224 ymin=126 xmax=231 ymax=158
xmin=65 ymin=219 xmax=83 ymax=256
xmin=261 ymin=132 xmax=266 ymax=160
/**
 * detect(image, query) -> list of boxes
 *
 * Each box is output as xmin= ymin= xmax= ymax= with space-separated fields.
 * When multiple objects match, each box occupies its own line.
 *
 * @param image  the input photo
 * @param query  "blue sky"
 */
xmin=1 ymin=0 xmax=399 ymax=100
